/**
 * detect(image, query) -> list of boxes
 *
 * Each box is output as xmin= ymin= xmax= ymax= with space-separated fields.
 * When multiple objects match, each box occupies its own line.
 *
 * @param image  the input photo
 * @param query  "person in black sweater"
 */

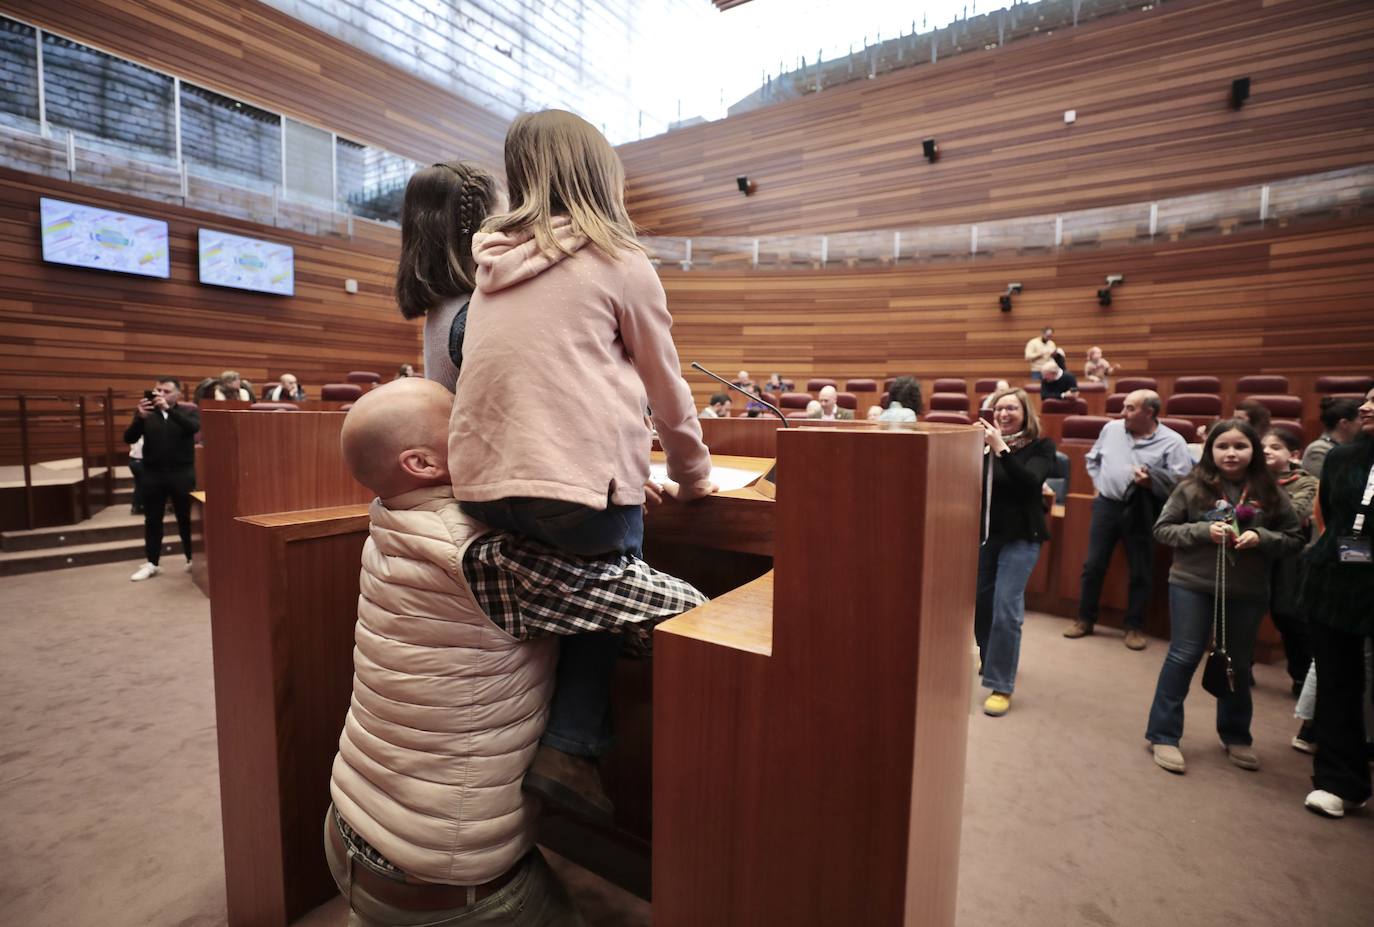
xmin=124 ymin=377 xmax=199 ymax=581
xmin=975 ymin=387 xmax=1057 ymax=717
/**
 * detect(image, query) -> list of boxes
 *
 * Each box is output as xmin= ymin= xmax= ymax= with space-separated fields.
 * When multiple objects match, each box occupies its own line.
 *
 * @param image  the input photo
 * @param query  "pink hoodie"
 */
xmin=449 ymin=219 xmax=711 ymax=509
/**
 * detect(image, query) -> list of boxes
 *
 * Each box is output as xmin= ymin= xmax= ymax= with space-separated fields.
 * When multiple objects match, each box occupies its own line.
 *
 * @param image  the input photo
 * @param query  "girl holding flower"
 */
xmin=1144 ymin=419 xmax=1303 ymax=774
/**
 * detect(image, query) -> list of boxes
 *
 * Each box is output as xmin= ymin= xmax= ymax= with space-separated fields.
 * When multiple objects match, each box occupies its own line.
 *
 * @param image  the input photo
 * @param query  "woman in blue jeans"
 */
xmin=975 ymin=388 xmax=1056 ymax=717
xmin=1147 ymin=419 xmax=1303 ymax=774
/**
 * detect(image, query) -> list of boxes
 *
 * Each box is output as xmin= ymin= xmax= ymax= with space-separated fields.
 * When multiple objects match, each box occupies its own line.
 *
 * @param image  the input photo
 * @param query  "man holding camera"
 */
xmin=124 ymin=377 xmax=199 ymax=582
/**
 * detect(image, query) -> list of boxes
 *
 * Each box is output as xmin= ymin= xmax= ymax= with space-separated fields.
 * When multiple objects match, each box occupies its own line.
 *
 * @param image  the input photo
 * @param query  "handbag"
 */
xmin=1201 ymin=539 xmax=1237 ymax=697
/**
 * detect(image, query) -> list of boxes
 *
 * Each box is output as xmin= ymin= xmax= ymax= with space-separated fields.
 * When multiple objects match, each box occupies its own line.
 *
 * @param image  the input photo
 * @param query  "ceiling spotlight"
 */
xmin=1097 ymin=274 xmax=1123 ymax=307
xmin=1230 ymin=77 xmax=1250 ymax=110
xmin=922 ymin=138 xmax=939 ymax=163
xmin=1000 ymin=283 xmax=1021 ymax=312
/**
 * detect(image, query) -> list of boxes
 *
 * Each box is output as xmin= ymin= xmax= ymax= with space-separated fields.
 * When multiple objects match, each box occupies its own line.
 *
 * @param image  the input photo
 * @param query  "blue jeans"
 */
xmin=973 ymin=537 xmax=1042 ymax=694
xmin=459 ymin=497 xmax=644 ymax=758
xmin=1145 ymin=584 xmax=1264 ymax=747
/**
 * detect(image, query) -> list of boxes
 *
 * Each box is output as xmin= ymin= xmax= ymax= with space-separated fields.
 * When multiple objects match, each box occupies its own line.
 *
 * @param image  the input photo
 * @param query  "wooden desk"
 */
xmin=204 ymin=414 xmax=982 ymax=927
xmin=190 ymin=490 xmax=209 ymax=597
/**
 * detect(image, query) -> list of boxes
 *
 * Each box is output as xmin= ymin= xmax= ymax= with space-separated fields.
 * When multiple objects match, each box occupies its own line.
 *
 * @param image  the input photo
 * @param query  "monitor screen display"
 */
xmin=198 ymin=228 xmax=295 ymax=296
xmin=39 ymin=197 xmax=170 ymax=278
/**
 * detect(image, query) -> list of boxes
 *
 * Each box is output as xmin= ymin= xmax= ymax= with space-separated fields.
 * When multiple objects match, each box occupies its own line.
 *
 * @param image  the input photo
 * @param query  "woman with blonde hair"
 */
xmin=974 ymin=387 xmax=1057 ymax=716
xmin=449 ymin=109 xmax=714 ymax=821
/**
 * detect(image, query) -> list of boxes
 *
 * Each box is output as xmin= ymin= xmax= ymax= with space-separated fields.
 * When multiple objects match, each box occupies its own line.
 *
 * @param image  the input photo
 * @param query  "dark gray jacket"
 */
xmin=1153 ymin=479 xmax=1303 ymax=601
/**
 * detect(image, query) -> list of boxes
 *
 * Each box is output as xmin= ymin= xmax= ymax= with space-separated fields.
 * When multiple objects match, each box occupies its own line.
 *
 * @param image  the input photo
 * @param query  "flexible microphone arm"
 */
xmin=691 ymin=362 xmax=791 ymax=428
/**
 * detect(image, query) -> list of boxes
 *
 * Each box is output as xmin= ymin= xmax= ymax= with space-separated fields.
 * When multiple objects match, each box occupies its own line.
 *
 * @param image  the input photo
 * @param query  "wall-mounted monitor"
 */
xmin=198 ymin=228 xmax=295 ymax=296
xmin=39 ymin=197 xmax=170 ymax=278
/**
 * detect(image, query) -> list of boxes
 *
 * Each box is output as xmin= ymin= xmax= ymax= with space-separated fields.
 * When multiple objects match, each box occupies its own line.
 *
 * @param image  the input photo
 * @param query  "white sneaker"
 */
xmin=1304 ymin=789 xmax=1368 ymax=819
xmin=184 ymin=559 xmax=194 ymax=573
xmin=130 ymin=562 xmax=161 ymax=582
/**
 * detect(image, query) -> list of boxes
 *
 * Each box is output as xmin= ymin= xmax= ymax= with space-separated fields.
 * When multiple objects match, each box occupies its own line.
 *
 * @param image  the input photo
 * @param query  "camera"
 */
xmin=144 ymin=390 xmax=157 ymax=402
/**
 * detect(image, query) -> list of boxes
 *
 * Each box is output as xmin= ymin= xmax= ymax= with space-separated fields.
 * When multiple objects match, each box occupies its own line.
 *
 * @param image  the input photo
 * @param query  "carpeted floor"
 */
xmin=1 ymin=560 xmax=1370 ymax=926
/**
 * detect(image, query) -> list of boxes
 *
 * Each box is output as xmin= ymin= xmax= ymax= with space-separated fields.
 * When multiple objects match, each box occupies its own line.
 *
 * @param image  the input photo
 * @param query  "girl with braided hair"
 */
xmin=395 ymin=159 xmax=501 ymax=391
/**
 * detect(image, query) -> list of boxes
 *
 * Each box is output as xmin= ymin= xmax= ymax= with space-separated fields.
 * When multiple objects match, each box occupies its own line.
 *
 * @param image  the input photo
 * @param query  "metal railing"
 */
xmin=0 ymin=388 xmax=119 ymax=529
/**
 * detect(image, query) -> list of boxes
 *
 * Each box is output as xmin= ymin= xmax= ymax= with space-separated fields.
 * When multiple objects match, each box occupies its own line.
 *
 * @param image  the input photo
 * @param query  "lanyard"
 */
xmin=1352 ymin=463 xmax=1374 ymax=535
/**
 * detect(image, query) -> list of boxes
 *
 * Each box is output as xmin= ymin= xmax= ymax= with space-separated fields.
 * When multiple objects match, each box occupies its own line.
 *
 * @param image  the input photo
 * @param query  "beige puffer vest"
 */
xmin=329 ymin=486 xmax=557 ymax=884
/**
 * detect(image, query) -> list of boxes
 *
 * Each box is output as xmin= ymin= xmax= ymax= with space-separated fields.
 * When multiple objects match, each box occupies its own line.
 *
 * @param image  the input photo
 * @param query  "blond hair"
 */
xmin=484 ymin=110 xmax=643 ymax=259
xmin=988 ymin=387 xmax=1041 ymax=440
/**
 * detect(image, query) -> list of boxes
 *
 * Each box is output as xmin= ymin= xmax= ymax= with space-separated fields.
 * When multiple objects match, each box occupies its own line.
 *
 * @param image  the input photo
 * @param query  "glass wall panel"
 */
xmin=283 ymin=116 xmax=333 ymax=205
xmin=0 ymin=17 xmax=39 ymax=133
xmin=41 ymin=32 xmax=175 ymax=164
xmin=180 ymin=83 xmax=280 ymax=191
xmin=336 ymin=136 xmax=418 ymax=224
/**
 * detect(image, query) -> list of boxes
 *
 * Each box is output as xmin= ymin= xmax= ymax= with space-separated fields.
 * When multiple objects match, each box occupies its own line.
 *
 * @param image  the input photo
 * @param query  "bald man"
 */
xmin=1064 ymin=389 xmax=1193 ymax=649
xmin=328 ymin=379 xmax=705 ymax=920
xmin=817 ymin=385 xmax=854 ymax=420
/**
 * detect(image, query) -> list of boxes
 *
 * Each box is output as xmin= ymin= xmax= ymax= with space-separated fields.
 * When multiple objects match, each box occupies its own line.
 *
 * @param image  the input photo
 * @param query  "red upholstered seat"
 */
xmin=923 ymin=411 xmax=971 ymax=425
xmin=1236 ymin=375 xmax=1289 ymax=394
xmin=929 ymin=393 xmax=970 ymax=412
xmin=806 ymin=378 xmax=836 ymax=392
xmin=1115 ymin=377 xmax=1158 ymax=392
xmin=1173 ymin=376 xmax=1221 ymax=395
xmin=346 ymin=371 xmax=382 ymax=385
xmin=837 ymin=392 xmax=858 ymax=411
xmin=780 ymin=391 xmax=813 ymax=410
xmin=932 ymin=378 xmax=966 ymax=393
xmin=1077 ymin=381 xmax=1107 ymax=394
xmin=1105 ymin=393 xmax=1127 ymax=414
xmin=1166 ymin=394 xmax=1222 ymax=416
xmin=1245 ymin=394 xmax=1304 ymax=418
xmin=973 ymin=378 xmax=1002 ymax=393
xmin=251 ymin=402 xmax=299 ymax=411
xmin=1041 ymin=397 xmax=1088 ymax=415
xmin=845 ymin=378 xmax=877 ymax=392
xmin=1024 ymin=382 xmax=1041 ymax=394
xmin=321 ymin=383 xmax=364 ymax=402
xmin=1315 ymin=375 xmax=1373 ymax=394
xmin=879 ymin=391 xmax=890 ymax=408
xmin=1159 ymin=417 xmax=1197 ymax=440
xmin=1061 ymin=415 xmax=1110 ymax=441
xmin=1270 ymin=419 xmax=1304 ymax=444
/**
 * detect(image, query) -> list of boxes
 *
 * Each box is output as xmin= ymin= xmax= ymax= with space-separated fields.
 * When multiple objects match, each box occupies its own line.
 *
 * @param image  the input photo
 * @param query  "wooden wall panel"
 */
xmin=0 ymin=168 xmax=417 ymax=405
xmin=661 ymin=220 xmax=1374 ymax=415
xmin=620 ymin=0 xmax=1374 ymax=236
xmin=3 ymin=0 xmax=507 ymax=168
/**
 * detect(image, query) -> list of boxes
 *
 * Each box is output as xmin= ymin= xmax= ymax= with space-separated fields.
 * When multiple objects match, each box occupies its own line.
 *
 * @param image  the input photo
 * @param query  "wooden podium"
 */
xmin=653 ymin=425 xmax=981 ymax=926
xmin=200 ymin=410 xmax=982 ymax=926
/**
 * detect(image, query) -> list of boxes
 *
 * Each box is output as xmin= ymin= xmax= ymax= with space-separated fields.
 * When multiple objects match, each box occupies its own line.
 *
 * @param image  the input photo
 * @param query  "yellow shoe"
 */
xmin=983 ymin=692 xmax=1011 ymax=717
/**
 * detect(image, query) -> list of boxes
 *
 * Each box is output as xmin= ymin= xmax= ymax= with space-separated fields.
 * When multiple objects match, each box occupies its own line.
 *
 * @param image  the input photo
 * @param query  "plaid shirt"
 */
xmin=461 ymin=532 xmax=708 ymax=640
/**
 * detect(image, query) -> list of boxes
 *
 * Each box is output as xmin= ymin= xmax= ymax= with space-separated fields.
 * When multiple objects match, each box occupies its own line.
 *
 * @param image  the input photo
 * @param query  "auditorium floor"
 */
xmin=1 ymin=561 xmax=1370 ymax=927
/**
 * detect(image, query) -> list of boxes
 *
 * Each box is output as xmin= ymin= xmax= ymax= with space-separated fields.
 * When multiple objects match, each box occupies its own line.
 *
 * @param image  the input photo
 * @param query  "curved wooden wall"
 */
xmin=3 ymin=0 xmax=507 ymax=168
xmin=663 ymin=219 xmax=1374 ymax=413
xmin=620 ymin=0 xmax=1374 ymax=236
xmin=0 ymin=168 xmax=415 ymax=403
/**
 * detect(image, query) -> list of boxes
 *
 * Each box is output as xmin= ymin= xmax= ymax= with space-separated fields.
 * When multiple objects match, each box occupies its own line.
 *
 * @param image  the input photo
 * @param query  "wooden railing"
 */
xmin=0 ymin=388 xmax=119 ymax=528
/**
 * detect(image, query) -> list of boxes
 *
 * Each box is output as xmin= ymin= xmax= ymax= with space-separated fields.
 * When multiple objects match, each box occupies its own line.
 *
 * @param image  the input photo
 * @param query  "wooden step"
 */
xmin=0 ymin=534 xmax=197 ymax=577
xmin=1 ymin=508 xmax=178 ymax=552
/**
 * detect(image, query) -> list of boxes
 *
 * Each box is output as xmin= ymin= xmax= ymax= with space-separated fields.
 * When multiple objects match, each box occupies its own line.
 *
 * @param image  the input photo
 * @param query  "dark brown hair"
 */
xmin=395 ymin=161 xmax=500 ymax=320
xmin=1187 ymin=418 xmax=1280 ymax=513
xmin=1233 ymin=398 xmax=1272 ymax=434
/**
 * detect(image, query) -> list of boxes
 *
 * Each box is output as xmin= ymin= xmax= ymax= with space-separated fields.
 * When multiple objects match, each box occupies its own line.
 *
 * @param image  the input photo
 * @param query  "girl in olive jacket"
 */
xmin=1144 ymin=419 xmax=1302 ymax=775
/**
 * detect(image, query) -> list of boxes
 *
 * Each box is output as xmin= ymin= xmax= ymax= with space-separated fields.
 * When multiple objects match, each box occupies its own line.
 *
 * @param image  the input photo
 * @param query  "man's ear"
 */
xmin=397 ymin=447 xmax=442 ymax=481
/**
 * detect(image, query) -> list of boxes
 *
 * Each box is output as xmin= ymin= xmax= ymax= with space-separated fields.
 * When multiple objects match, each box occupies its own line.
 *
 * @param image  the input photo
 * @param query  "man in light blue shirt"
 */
xmin=1063 ymin=390 xmax=1194 ymax=650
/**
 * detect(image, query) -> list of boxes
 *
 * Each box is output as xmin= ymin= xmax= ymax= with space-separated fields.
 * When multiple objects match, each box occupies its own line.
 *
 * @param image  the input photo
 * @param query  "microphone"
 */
xmin=691 ymin=362 xmax=790 ymax=428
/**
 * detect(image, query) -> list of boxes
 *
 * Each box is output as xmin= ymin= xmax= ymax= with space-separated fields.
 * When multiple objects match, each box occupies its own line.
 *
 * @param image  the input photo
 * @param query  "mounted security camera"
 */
xmin=1105 ymin=274 xmax=1124 ymax=286
xmin=1007 ymin=283 xmax=1023 ymax=294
